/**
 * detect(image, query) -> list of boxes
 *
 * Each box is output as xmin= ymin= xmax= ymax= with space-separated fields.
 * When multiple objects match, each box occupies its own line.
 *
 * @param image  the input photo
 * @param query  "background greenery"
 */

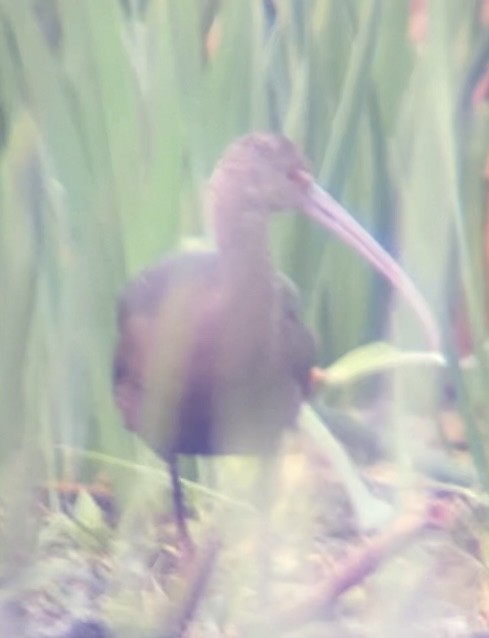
xmin=1 ymin=0 xmax=489 ymax=623
xmin=2 ymin=0 xmax=488 ymax=464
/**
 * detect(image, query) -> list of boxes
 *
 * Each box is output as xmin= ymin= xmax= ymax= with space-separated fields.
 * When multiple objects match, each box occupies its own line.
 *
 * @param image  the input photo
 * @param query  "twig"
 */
xmin=240 ymin=496 xmax=459 ymax=635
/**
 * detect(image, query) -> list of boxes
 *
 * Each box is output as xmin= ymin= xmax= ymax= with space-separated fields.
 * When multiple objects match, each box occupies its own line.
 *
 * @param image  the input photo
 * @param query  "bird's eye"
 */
xmin=287 ymin=167 xmax=313 ymax=188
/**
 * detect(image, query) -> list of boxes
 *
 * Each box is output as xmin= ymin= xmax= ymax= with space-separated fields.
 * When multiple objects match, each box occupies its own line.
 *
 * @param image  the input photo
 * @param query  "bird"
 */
xmin=113 ymin=133 xmax=438 ymax=544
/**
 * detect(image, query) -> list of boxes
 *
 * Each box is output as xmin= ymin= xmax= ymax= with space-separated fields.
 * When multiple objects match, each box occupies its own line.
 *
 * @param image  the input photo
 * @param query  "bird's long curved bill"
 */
xmin=303 ymin=183 xmax=439 ymax=349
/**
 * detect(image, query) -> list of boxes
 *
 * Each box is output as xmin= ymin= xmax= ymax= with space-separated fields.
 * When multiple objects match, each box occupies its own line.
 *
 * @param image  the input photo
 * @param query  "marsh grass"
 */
xmin=0 ymin=0 xmax=489 ymax=635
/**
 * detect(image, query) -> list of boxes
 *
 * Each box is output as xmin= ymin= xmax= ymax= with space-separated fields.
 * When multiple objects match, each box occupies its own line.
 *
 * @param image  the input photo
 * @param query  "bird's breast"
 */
xmin=113 ymin=253 xmax=314 ymax=457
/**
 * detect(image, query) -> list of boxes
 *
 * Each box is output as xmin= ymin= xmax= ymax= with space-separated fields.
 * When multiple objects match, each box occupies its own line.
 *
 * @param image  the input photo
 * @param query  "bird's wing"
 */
xmin=113 ymin=251 xmax=219 ymax=441
xmin=116 ymin=250 xmax=217 ymax=324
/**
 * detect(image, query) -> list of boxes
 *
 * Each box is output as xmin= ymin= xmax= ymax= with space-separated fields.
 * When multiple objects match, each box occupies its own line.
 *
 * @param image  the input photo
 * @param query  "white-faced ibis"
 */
xmin=113 ymin=133 xmax=438 ymax=542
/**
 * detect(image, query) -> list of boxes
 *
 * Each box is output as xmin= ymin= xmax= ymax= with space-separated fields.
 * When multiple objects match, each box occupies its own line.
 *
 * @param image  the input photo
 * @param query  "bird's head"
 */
xmin=206 ymin=132 xmax=439 ymax=348
xmin=208 ymin=133 xmax=314 ymax=216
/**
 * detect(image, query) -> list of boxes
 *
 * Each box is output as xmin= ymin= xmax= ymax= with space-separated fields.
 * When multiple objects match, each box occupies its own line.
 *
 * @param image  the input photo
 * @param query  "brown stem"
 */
xmin=239 ymin=496 xmax=459 ymax=636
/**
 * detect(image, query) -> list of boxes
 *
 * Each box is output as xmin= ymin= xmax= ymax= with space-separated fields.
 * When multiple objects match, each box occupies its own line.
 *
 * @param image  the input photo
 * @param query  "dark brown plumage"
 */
xmin=112 ymin=133 xmax=438 ymax=542
xmin=113 ymin=251 xmax=315 ymax=456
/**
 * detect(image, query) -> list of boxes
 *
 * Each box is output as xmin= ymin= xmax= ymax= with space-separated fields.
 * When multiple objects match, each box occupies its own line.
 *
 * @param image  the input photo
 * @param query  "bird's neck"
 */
xmin=214 ymin=205 xmax=274 ymax=288
xmin=206 ymin=173 xmax=275 ymax=296
xmin=208 ymin=188 xmax=286 ymax=412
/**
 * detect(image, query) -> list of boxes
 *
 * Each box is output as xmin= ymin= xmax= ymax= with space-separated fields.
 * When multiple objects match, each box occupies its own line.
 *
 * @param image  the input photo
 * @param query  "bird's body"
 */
xmin=114 ymin=248 xmax=315 ymax=457
xmin=112 ymin=133 xmax=438 ymax=545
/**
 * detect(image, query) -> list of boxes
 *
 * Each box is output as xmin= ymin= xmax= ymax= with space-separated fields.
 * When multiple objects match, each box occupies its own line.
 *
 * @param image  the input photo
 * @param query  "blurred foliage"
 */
xmin=0 ymin=0 xmax=489 ymax=588
xmin=1 ymin=0 xmax=489 ymax=480
xmin=2 ymin=0 xmax=489 ymax=634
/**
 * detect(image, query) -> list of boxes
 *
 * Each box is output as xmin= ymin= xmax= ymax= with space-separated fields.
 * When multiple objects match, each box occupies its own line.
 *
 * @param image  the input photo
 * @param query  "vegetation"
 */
xmin=0 ymin=0 xmax=488 ymax=636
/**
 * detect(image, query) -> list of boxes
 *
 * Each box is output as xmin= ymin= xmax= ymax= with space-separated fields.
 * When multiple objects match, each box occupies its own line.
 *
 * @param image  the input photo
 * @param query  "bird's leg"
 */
xmin=169 ymin=456 xmax=193 ymax=557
